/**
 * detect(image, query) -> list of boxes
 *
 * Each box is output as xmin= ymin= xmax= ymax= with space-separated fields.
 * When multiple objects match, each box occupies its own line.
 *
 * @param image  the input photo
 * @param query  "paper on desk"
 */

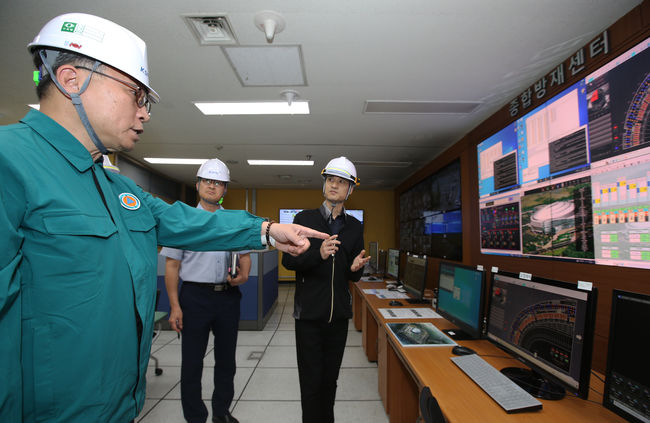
xmin=379 ymin=308 xmax=441 ymax=319
xmin=362 ymin=289 xmax=409 ymax=299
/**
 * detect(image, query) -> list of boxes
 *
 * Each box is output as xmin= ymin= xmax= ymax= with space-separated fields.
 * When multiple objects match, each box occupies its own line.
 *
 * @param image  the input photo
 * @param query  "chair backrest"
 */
xmin=419 ymin=386 xmax=447 ymax=423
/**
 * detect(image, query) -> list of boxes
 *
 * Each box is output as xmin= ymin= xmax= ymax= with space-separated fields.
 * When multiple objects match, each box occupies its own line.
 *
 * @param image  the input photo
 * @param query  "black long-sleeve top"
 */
xmin=282 ymin=206 xmax=364 ymax=322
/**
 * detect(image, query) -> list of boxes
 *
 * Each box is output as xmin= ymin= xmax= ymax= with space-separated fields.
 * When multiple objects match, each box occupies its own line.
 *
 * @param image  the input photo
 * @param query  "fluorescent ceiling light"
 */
xmin=248 ymin=160 xmax=314 ymax=166
xmin=28 ymin=104 xmax=40 ymax=110
xmin=144 ymin=158 xmax=208 ymax=165
xmin=194 ymin=101 xmax=309 ymax=115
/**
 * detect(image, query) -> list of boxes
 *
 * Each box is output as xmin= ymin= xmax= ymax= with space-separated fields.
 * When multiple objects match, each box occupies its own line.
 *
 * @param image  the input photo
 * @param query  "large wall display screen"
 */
xmin=399 ymin=160 xmax=462 ymax=260
xmin=478 ymin=38 xmax=650 ymax=269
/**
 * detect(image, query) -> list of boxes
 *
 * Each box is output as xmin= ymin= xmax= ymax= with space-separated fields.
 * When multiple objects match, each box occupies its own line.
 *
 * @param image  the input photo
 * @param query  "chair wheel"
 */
xmin=155 ymin=368 xmax=163 ymax=376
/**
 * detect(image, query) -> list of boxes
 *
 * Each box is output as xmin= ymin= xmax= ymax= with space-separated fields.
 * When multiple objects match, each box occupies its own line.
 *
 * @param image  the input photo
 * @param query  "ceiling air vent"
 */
xmin=183 ymin=14 xmax=238 ymax=45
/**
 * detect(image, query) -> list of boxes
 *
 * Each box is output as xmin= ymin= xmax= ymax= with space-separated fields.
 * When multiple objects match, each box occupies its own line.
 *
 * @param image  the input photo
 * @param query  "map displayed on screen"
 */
xmin=477 ymin=37 xmax=650 ymax=269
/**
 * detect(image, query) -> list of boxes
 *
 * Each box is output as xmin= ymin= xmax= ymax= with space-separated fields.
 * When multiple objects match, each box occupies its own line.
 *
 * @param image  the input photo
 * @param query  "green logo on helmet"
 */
xmin=61 ymin=22 xmax=77 ymax=33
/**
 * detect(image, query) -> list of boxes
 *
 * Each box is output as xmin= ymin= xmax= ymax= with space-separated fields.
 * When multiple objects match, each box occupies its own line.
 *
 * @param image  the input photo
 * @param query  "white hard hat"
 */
xmin=321 ymin=156 xmax=360 ymax=186
xmin=28 ymin=13 xmax=159 ymax=103
xmin=197 ymin=158 xmax=230 ymax=182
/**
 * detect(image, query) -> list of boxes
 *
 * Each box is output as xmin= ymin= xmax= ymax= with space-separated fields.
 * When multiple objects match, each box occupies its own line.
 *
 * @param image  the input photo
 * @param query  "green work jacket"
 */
xmin=0 ymin=110 xmax=264 ymax=422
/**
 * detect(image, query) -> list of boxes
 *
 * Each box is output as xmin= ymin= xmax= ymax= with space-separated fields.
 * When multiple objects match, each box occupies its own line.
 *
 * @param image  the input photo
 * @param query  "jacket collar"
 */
xmin=319 ymin=201 xmax=347 ymax=223
xmin=21 ymin=109 xmax=95 ymax=172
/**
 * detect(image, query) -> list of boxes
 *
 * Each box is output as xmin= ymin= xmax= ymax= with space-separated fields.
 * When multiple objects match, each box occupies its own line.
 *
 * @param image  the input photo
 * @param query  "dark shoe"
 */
xmin=213 ymin=412 xmax=239 ymax=423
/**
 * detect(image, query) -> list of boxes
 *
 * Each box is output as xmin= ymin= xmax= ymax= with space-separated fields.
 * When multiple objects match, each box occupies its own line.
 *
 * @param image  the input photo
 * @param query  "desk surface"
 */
xmin=354 ymin=281 xmax=625 ymax=423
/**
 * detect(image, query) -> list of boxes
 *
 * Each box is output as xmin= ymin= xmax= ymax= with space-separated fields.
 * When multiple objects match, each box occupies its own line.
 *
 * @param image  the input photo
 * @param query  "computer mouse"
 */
xmin=388 ymin=300 xmax=403 ymax=306
xmin=451 ymin=345 xmax=477 ymax=356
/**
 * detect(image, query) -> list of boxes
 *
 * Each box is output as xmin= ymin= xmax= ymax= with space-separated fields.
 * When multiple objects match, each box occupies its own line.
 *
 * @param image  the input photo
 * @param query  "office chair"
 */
xmin=418 ymin=386 xmax=447 ymax=423
xmin=150 ymin=290 xmax=168 ymax=376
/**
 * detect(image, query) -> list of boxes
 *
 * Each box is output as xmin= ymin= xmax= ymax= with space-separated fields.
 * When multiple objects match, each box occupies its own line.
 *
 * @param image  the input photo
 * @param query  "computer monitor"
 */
xmin=402 ymin=253 xmax=427 ymax=300
xmin=486 ymin=271 xmax=597 ymax=399
xmin=368 ymin=241 xmax=379 ymax=272
xmin=603 ymin=289 xmax=650 ymax=422
xmin=436 ymin=261 xmax=486 ymax=340
xmin=387 ymin=249 xmax=400 ymax=280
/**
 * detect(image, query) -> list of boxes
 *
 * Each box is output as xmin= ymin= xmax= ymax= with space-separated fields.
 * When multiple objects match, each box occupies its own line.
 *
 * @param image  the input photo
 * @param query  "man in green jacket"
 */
xmin=0 ymin=13 xmax=326 ymax=423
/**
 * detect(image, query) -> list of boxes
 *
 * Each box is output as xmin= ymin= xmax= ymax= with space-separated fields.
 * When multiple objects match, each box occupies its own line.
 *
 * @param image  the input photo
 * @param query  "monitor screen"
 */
xmin=486 ymin=271 xmax=597 ymax=399
xmin=387 ymin=249 xmax=400 ymax=279
xmin=402 ymin=254 xmax=427 ymax=299
xmin=603 ymin=289 xmax=650 ymax=422
xmin=399 ymin=159 xmax=462 ymax=261
xmin=279 ymin=208 xmax=303 ymax=224
xmin=368 ymin=241 xmax=379 ymax=272
xmin=477 ymin=37 xmax=650 ymax=270
xmin=436 ymin=261 xmax=486 ymax=340
xmin=346 ymin=209 xmax=364 ymax=223
xmin=279 ymin=208 xmax=364 ymax=224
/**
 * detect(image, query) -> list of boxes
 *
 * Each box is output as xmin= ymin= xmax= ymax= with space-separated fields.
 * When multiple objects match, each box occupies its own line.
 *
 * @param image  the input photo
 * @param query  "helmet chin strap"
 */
xmin=38 ymin=50 xmax=109 ymax=155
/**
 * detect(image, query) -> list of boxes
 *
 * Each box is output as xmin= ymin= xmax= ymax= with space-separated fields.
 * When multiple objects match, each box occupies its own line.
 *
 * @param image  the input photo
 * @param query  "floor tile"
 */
xmin=231 ymin=400 xmax=302 ymax=423
xmin=269 ymin=331 xmax=296 ymax=346
xmin=240 ymin=368 xmax=301 ymax=400
xmin=203 ymin=345 xmax=265 ymax=368
xmin=145 ymin=365 xmax=181 ymax=399
xmin=346 ymin=330 xmax=362 ymax=346
xmin=336 ymin=368 xmax=381 ymax=400
xmin=150 ymin=344 xmax=181 ymax=367
xmin=334 ymin=400 xmax=389 ymax=423
xmin=236 ymin=330 xmax=274 ymax=346
xmin=258 ymin=345 xmax=297 ymax=368
xmin=341 ymin=346 xmax=378 ymax=368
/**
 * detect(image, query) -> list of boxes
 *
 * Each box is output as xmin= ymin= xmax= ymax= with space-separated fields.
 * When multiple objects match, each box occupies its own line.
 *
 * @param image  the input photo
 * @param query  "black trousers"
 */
xmin=179 ymin=282 xmax=241 ymax=423
xmin=295 ymin=318 xmax=349 ymax=423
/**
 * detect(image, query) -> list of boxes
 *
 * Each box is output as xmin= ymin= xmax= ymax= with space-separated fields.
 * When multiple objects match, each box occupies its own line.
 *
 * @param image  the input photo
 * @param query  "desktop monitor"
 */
xmin=368 ymin=241 xmax=379 ymax=272
xmin=402 ymin=253 xmax=428 ymax=300
xmin=436 ymin=261 xmax=486 ymax=340
xmin=387 ymin=248 xmax=400 ymax=280
xmin=603 ymin=289 xmax=650 ymax=422
xmin=486 ymin=271 xmax=597 ymax=399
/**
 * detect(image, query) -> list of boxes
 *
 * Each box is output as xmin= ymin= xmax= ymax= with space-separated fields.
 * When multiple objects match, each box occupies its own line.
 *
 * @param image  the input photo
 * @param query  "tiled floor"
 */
xmin=138 ymin=284 xmax=389 ymax=423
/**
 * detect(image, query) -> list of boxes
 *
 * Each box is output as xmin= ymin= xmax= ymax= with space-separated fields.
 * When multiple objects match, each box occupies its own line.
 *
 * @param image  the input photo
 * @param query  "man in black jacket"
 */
xmin=282 ymin=156 xmax=370 ymax=423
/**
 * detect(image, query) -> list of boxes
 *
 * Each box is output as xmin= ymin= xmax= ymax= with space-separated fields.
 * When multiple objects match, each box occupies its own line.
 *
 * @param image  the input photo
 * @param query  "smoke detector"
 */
xmin=183 ymin=14 xmax=238 ymax=45
xmin=254 ymin=10 xmax=286 ymax=43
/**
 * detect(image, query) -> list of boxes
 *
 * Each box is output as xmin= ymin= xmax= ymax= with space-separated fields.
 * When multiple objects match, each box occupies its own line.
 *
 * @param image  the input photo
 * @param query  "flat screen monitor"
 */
xmin=436 ymin=261 xmax=486 ymax=340
xmin=402 ymin=254 xmax=427 ymax=300
xmin=603 ymin=289 xmax=650 ymax=422
xmin=486 ymin=271 xmax=597 ymax=399
xmin=279 ymin=208 xmax=364 ymax=224
xmin=279 ymin=208 xmax=303 ymax=224
xmin=476 ymin=37 xmax=650 ymax=271
xmin=368 ymin=241 xmax=379 ymax=272
xmin=387 ymin=249 xmax=400 ymax=280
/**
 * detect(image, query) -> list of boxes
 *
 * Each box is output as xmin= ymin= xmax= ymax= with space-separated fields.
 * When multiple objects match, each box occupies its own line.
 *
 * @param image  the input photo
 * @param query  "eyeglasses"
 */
xmin=199 ymin=178 xmax=226 ymax=187
xmin=77 ymin=66 xmax=151 ymax=113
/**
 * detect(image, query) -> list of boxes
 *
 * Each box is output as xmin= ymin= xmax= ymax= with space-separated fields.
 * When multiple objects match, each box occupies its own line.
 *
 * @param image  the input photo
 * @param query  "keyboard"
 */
xmin=405 ymin=298 xmax=431 ymax=304
xmin=451 ymin=354 xmax=543 ymax=413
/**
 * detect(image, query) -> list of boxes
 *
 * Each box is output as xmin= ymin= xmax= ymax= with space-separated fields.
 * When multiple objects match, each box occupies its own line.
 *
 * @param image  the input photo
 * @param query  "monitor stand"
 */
xmin=441 ymin=329 xmax=474 ymax=340
xmin=501 ymin=367 xmax=565 ymax=400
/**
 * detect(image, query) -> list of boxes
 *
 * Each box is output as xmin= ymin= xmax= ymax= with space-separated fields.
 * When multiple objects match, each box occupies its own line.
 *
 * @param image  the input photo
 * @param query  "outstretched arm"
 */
xmin=262 ymin=222 xmax=329 ymax=256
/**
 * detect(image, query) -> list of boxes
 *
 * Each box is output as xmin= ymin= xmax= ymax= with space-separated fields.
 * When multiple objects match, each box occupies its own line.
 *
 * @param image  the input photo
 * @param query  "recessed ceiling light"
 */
xmin=248 ymin=160 xmax=314 ymax=166
xmin=144 ymin=158 xmax=208 ymax=165
xmin=194 ymin=101 xmax=309 ymax=115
